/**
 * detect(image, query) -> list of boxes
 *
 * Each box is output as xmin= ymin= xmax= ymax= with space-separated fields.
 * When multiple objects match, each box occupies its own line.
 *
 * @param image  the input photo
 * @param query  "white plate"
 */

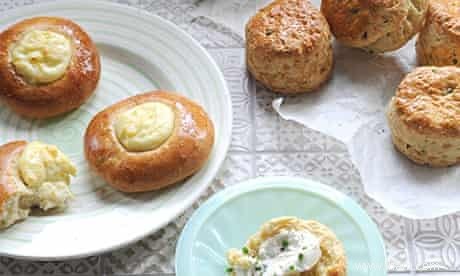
xmin=0 ymin=0 xmax=232 ymax=260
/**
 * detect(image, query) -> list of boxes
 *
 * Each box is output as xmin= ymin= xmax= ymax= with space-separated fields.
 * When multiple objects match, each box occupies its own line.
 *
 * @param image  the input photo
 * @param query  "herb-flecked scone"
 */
xmin=0 ymin=17 xmax=100 ymax=118
xmin=387 ymin=67 xmax=460 ymax=167
xmin=321 ymin=0 xmax=428 ymax=53
xmin=84 ymin=91 xmax=215 ymax=193
xmin=0 ymin=141 xmax=76 ymax=229
xmin=416 ymin=0 xmax=460 ymax=66
xmin=226 ymin=217 xmax=346 ymax=276
xmin=246 ymin=0 xmax=333 ymax=94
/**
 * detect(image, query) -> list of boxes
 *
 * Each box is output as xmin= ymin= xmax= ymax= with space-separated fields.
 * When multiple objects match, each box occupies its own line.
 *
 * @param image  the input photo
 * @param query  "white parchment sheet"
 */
xmin=274 ymin=40 xmax=460 ymax=219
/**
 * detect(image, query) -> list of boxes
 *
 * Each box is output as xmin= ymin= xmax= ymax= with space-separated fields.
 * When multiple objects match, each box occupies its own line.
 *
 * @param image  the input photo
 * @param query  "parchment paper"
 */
xmin=274 ymin=40 xmax=460 ymax=219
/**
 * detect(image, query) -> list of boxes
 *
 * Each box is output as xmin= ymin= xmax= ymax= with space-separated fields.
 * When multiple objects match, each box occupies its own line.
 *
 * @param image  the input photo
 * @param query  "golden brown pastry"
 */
xmin=321 ymin=0 xmax=428 ymax=53
xmin=226 ymin=217 xmax=346 ymax=276
xmin=0 ymin=141 xmax=76 ymax=229
xmin=387 ymin=66 xmax=460 ymax=167
xmin=417 ymin=0 xmax=460 ymax=66
xmin=246 ymin=0 xmax=333 ymax=94
xmin=0 ymin=17 xmax=100 ymax=118
xmin=84 ymin=91 xmax=215 ymax=193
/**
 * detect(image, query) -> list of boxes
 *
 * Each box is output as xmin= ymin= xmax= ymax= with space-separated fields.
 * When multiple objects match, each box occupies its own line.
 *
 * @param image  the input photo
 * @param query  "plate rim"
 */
xmin=0 ymin=0 xmax=232 ymax=260
xmin=175 ymin=176 xmax=387 ymax=275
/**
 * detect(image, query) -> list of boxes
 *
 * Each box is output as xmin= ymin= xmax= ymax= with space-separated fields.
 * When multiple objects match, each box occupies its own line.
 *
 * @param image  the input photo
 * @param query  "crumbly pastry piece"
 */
xmin=0 ymin=141 xmax=76 ymax=229
xmin=0 ymin=17 xmax=100 ymax=118
xmin=321 ymin=0 xmax=428 ymax=53
xmin=246 ymin=0 xmax=333 ymax=94
xmin=84 ymin=91 xmax=215 ymax=193
xmin=227 ymin=217 xmax=347 ymax=276
xmin=417 ymin=0 xmax=460 ymax=66
xmin=387 ymin=66 xmax=460 ymax=167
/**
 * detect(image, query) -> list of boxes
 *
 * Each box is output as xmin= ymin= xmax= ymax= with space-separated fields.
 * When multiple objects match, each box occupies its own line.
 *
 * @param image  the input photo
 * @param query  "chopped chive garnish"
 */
xmin=282 ymin=240 xmax=289 ymax=248
xmin=299 ymin=253 xmax=304 ymax=261
xmin=226 ymin=267 xmax=233 ymax=273
xmin=289 ymin=265 xmax=295 ymax=271
xmin=242 ymin=247 xmax=249 ymax=254
xmin=255 ymin=266 xmax=262 ymax=271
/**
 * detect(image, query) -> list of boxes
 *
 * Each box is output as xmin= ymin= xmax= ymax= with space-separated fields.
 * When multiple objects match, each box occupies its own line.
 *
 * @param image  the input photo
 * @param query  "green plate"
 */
xmin=176 ymin=176 xmax=387 ymax=275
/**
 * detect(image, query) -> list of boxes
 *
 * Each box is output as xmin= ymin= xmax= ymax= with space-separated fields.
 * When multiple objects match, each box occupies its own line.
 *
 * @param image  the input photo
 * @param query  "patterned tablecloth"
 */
xmin=0 ymin=0 xmax=459 ymax=275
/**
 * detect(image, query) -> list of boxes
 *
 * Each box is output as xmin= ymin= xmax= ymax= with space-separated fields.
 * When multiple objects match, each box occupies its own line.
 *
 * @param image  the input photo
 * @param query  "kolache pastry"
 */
xmin=321 ymin=0 xmax=428 ymax=53
xmin=387 ymin=66 xmax=460 ymax=167
xmin=0 ymin=17 xmax=100 ymax=118
xmin=417 ymin=0 xmax=460 ymax=66
xmin=226 ymin=217 xmax=346 ymax=276
xmin=246 ymin=0 xmax=333 ymax=94
xmin=84 ymin=91 xmax=214 ymax=193
xmin=0 ymin=141 xmax=76 ymax=229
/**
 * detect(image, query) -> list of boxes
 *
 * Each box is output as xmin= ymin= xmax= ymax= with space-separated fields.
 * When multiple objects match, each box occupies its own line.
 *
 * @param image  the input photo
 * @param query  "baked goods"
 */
xmin=321 ymin=0 xmax=428 ymax=53
xmin=246 ymin=0 xmax=333 ymax=94
xmin=0 ymin=141 xmax=76 ymax=229
xmin=226 ymin=217 xmax=346 ymax=276
xmin=417 ymin=0 xmax=460 ymax=66
xmin=0 ymin=17 xmax=100 ymax=118
xmin=84 ymin=91 xmax=214 ymax=193
xmin=387 ymin=66 xmax=460 ymax=167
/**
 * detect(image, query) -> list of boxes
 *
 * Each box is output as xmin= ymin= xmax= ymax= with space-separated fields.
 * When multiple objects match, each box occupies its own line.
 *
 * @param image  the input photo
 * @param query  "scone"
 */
xmin=0 ymin=141 xmax=76 ymax=229
xmin=387 ymin=66 xmax=460 ymax=167
xmin=417 ymin=0 xmax=460 ymax=66
xmin=0 ymin=17 xmax=100 ymax=118
xmin=246 ymin=0 xmax=333 ymax=94
xmin=226 ymin=217 xmax=346 ymax=276
xmin=321 ymin=0 xmax=428 ymax=53
xmin=84 ymin=91 xmax=215 ymax=193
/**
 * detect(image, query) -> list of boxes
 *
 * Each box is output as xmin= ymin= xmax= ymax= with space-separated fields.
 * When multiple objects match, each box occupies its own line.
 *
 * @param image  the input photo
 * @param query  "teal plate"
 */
xmin=176 ymin=176 xmax=387 ymax=275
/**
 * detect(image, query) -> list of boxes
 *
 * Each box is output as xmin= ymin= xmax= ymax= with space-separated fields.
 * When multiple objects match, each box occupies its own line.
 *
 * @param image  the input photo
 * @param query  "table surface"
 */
xmin=1 ymin=0 xmax=460 ymax=276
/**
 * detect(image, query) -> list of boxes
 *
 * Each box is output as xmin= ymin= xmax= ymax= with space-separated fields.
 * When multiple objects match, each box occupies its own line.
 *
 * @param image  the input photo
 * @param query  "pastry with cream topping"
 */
xmin=0 ymin=17 xmax=100 ymax=118
xmin=0 ymin=141 xmax=76 ymax=229
xmin=226 ymin=217 xmax=346 ymax=276
xmin=84 ymin=91 xmax=215 ymax=193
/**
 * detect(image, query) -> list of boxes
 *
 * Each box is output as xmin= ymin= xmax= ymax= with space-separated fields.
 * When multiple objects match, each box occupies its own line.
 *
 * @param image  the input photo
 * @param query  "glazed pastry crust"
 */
xmin=321 ymin=0 xmax=428 ymax=53
xmin=0 ymin=17 xmax=100 ymax=118
xmin=417 ymin=0 xmax=460 ymax=66
xmin=84 ymin=91 xmax=215 ymax=193
xmin=246 ymin=0 xmax=333 ymax=94
xmin=387 ymin=66 xmax=460 ymax=167
xmin=0 ymin=141 xmax=27 ymax=211
xmin=238 ymin=217 xmax=346 ymax=276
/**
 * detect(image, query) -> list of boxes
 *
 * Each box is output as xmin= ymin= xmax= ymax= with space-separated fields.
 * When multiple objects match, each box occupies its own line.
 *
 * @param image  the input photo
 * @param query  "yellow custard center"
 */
xmin=18 ymin=141 xmax=76 ymax=210
xmin=115 ymin=102 xmax=175 ymax=152
xmin=10 ymin=30 xmax=72 ymax=84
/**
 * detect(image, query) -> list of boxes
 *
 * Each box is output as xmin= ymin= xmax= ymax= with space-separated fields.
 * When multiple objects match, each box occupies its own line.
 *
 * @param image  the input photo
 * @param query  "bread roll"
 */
xmin=84 ymin=91 xmax=215 ymax=193
xmin=417 ymin=0 xmax=460 ymax=66
xmin=387 ymin=66 xmax=460 ymax=167
xmin=0 ymin=17 xmax=100 ymax=118
xmin=322 ymin=0 xmax=428 ymax=53
xmin=246 ymin=0 xmax=333 ymax=94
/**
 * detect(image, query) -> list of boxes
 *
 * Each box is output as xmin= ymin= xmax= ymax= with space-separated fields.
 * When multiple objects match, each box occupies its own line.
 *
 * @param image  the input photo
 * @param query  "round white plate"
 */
xmin=0 ymin=0 xmax=232 ymax=260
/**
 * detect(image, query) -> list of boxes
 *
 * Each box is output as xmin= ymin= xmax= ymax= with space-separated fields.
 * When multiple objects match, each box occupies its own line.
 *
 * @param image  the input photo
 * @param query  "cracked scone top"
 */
xmin=417 ymin=0 xmax=460 ymax=66
xmin=387 ymin=66 xmax=460 ymax=167
xmin=246 ymin=0 xmax=333 ymax=94
xmin=321 ymin=0 xmax=428 ymax=53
